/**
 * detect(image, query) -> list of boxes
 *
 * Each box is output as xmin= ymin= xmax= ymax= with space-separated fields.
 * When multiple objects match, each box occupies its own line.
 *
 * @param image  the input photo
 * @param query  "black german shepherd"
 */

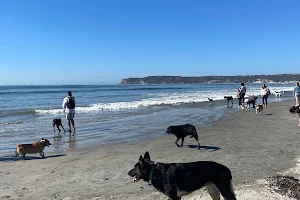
xmin=166 ymin=124 xmax=200 ymax=149
xmin=128 ymin=152 xmax=236 ymax=200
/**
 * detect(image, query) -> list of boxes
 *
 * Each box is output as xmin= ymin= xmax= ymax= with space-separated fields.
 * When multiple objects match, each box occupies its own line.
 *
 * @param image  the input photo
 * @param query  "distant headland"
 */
xmin=120 ymin=74 xmax=300 ymax=84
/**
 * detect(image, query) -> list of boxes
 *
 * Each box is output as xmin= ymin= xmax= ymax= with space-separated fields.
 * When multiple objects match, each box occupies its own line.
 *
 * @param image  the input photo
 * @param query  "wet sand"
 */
xmin=1 ymin=100 xmax=300 ymax=200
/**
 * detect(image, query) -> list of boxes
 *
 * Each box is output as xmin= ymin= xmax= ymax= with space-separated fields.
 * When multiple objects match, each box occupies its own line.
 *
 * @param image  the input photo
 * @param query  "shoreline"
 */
xmin=1 ymin=100 xmax=300 ymax=199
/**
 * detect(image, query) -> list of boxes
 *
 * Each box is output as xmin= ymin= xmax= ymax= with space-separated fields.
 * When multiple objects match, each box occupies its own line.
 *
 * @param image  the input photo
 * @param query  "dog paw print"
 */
xmin=21 ymin=187 xmax=28 ymax=190
xmin=3 ymin=187 xmax=9 ymax=190
xmin=1 ymin=195 xmax=10 ymax=199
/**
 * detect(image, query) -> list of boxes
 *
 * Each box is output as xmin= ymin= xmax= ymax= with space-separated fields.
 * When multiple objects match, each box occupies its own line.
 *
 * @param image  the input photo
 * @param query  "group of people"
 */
xmin=236 ymin=81 xmax=300 ymax=127
xmin=237 ymin=82 xmax=270 ymax=109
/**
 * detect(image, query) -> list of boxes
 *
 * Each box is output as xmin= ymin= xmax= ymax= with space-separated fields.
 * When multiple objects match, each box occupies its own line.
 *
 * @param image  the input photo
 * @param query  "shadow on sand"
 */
xmin=187 ymin=145 xmax=220 ymax=151
xmin=0 ymin=154 xmax=66 ymax=162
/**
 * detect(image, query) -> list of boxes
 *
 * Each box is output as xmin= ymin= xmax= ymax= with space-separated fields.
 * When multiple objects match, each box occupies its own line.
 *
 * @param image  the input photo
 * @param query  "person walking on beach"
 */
xmin=261 ymin=84 xmax=270 ymax=107
xmin=62 ymin=91 xmax=76 ymax=132
xmin=239 ymin=83 xmax=246 ymax=109
xmin=293 ymin=82 xmax=300 ymax=106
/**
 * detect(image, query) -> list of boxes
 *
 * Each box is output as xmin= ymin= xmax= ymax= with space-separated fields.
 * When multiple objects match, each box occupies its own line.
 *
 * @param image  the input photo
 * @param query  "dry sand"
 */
xmin=1 ymin=100 xmax=300 ymax=200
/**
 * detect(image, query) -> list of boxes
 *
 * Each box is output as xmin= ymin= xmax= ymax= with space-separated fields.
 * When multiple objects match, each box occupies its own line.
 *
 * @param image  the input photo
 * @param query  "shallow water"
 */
xmin=0 ymin=84 xmax=295 ymax=156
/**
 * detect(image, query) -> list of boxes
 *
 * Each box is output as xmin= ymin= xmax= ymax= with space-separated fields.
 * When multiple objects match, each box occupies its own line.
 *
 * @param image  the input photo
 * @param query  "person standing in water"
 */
xmin=293 ymin=82 xmax=300 ymax=106
xmin=261 ymin=84 xmax=270 ymax=107
xmin=62 ymin=91 xmax=76 ymax=132
xmin=239 ymin=83 xmax=246 ymax=109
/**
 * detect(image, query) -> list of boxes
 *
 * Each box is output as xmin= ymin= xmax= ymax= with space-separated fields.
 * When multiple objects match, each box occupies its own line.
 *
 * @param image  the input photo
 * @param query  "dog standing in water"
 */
xmin=128 ymin=152 xmax=237 ymax=200
xmin=52 ymin=118 xmax=65 ymax=134
xmin=275 ymin=91 xmax=284 ymax=98
xmin=224 ymin=96 xmax=233 ymax=106
xmin=245 ymin=96 xmax=258 ymax=110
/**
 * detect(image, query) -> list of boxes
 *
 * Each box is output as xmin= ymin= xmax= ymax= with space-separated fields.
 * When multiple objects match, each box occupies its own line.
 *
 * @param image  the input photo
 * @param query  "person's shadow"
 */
xmin=187 ymin=145 xmax=220 ymax=151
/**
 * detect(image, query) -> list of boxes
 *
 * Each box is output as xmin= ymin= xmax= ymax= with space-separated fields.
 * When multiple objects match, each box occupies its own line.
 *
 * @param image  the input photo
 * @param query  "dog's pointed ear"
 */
xmin=139 ymin=155 xmax=144 ymax=166
xmin=42 ymin=138 xmax=44 ymax=140
xmin=144 ymin=151 xmax=150 ymax=161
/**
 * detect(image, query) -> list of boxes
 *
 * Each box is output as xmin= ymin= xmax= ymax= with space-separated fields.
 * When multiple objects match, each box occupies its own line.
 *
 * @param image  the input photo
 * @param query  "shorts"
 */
xmin=66 ymin=112 xmax=75 ymax=120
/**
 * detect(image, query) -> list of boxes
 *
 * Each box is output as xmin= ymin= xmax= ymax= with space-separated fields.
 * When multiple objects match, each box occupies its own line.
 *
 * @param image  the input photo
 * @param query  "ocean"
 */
xmin=0 ymin=83 xmax=296 ymax=156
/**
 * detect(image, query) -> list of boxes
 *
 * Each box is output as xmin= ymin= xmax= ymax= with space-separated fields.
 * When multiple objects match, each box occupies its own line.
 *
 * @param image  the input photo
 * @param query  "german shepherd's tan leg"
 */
xmin=207 ymin=183 xmax=220 ymax=200
xmin=216 ymin=181 xmax=236 ymax=200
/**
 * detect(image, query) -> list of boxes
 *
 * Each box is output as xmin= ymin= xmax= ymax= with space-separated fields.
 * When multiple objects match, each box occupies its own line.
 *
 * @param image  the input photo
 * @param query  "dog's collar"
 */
xmin=148 ymin=163 xmax=155 ymax=186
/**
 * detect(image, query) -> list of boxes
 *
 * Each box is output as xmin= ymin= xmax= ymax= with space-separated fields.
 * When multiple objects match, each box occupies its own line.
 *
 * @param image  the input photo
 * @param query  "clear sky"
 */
xmin=1 ymin=0 xmax=300 ymax=85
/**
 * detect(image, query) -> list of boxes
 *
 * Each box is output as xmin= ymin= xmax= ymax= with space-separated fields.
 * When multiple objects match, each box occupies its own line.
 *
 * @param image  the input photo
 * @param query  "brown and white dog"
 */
xmin=15 ymin=138 xmax=51 ymax=159
xmin=255 ymin=103 xmax=264 ymax=115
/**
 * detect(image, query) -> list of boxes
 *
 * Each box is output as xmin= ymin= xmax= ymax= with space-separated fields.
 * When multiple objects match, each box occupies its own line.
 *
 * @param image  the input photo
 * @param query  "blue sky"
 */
xmin=1 ymin=0 xmax=300 ymax=85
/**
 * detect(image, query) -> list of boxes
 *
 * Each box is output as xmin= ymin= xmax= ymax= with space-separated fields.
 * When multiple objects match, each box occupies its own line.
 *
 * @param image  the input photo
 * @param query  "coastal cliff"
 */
xmin=120 ymin=74 xmax=300 ymax=84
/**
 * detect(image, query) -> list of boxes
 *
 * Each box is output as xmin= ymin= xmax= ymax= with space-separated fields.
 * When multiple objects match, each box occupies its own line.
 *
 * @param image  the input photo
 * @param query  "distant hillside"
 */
xmin=120 ymin=74 xmax=300 ymax=84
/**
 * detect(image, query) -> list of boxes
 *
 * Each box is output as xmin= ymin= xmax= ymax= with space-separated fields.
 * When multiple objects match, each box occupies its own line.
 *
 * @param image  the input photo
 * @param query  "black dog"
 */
xmin=166 ymin=124 xmax=200 ymax=149
xmin=290 ymin=105 xmax=300 ymax=114
xmin=52 ymin=118 xmax=65 ymax=133
xmin=208 ymin=98 xmax=213 ymax=102
xmin=224 ymin=96 xmax=233 ymax=105
xmin=128 ymin=152 xmax=236 ymax=200
xmin=245 ymin=96 xmax=258 ymax=109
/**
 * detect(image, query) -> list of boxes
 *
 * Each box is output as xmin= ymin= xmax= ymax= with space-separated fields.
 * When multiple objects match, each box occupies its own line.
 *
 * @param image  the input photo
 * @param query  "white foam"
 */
xmin=35 ymin=85 xmax=294 ymax=115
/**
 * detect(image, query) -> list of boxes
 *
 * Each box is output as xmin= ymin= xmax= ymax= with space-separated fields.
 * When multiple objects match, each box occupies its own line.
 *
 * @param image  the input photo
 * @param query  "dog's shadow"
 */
xmin=187 ymin=145 xmax=220 ymax=151
xmin=0 ymin=154 xmax=66 ymax=162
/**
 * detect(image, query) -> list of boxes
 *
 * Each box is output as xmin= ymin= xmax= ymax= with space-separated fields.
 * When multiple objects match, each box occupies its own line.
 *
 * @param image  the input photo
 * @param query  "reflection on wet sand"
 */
xmin=66 ymin=132 xmax=76 ymax=148
xmin=53 ymin=134 xmax=64 ymax=150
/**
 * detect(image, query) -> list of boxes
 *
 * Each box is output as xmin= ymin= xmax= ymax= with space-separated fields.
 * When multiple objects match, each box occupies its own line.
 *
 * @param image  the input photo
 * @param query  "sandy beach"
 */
xmin=1 ymin=100 xmax=300 ymax=200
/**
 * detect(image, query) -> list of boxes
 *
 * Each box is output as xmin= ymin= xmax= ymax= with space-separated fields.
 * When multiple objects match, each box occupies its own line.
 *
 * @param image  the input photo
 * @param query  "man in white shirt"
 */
xmin=62 ymin=91 xmax=76 ymax=132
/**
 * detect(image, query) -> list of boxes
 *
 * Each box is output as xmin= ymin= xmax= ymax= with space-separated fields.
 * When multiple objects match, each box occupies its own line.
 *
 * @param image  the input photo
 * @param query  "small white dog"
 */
xmin=255 ymin=103 xmax=263 ymax=115
xmin=274 ymin=91 xmax=284 ymax=98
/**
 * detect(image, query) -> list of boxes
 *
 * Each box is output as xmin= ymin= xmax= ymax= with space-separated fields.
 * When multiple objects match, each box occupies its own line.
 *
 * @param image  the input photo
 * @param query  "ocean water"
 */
xmin=0 ymin=84 xmax=296 ymax=156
